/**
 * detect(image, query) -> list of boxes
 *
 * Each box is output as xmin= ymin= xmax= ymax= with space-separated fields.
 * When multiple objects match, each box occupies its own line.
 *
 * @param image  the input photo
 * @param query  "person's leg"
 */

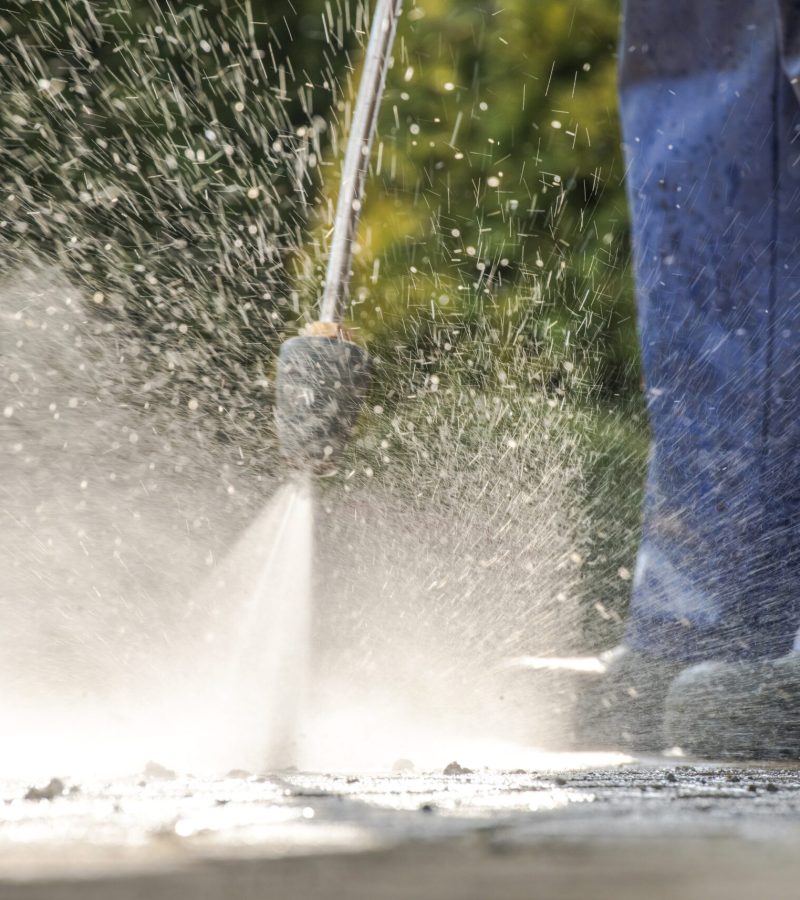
xmin=620 ymin=0 xmax=800 ymax=664
xmin=505 ymin=0 xmax=800 ymax=754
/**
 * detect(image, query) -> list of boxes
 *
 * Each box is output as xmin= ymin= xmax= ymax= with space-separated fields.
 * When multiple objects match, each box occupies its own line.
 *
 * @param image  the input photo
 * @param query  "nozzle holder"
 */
xmin=275 ymin=329 xmax=370 ymax=469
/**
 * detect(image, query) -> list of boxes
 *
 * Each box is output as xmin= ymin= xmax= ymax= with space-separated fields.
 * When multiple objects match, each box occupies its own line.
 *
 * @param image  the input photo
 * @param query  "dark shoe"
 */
xmin=576 ymin=646 xmax=685 ymax=752
xmin=497 ymin=646 xmax=684 ymax=753
xmin=665 ymin=654 xmax=800 ymax=759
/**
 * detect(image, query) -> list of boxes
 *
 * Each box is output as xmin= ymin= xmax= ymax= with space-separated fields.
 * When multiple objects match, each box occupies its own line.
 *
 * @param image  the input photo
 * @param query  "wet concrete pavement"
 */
xmin=3 ymin=758 xmax=800 ymax=898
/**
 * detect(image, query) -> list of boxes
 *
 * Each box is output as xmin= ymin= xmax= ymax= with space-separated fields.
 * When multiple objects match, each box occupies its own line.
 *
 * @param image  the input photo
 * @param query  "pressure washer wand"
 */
xmin=275 ymin=0 xmax=402 ymax=468
xmin=319 ymin=0 xmax=402 ymax=324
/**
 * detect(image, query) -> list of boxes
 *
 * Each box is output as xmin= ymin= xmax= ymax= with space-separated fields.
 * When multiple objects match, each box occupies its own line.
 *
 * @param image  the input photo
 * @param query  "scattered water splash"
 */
xmin=0 ymin=471 xmax=313 ymax=780
xmin=299 ymin=691 xmax=630 ymax=774
xmin=0 ymin=273 xmax=314 ymax=777
xmin=0 ymin=268 xmax=636 ymax=779
xmin=0 ymin=0 xmax=646 ymax=782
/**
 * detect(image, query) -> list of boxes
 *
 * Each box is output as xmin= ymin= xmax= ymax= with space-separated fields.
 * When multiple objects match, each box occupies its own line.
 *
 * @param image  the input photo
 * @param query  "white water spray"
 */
xmin=0 ymin=472 xmax=314 ymax=779
xmin=1 ymin=273 xmax=315 ymax=777
xmin=197 ymin=475 xmax=314 ymax=770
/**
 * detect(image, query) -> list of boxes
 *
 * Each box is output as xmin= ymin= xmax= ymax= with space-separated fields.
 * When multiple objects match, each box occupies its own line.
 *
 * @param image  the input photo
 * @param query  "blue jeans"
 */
xmin=622 ymin=0 xmax=800 ymax=661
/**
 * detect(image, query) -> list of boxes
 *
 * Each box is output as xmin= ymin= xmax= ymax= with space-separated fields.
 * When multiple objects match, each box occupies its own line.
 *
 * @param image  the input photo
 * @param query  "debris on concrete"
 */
xmin=24 ymin=778 xmax=65 ymax=801
xmin=443 ymin=761 xmax=473 ymax=776
xmin=143 ymin=761 xmax=177 ymax=780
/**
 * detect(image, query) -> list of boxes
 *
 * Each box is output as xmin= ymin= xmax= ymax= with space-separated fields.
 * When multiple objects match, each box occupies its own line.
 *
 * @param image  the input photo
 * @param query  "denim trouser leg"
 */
xmin=620 ymin=0 xmax=800 ymax=662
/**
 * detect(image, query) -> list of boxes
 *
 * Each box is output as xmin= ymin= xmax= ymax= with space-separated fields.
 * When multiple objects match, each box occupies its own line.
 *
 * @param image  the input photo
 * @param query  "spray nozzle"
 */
xmin=274 ymin=322 xmax=370 ymax=470
xmin=274 ymin=0 xmax=399 ymax=470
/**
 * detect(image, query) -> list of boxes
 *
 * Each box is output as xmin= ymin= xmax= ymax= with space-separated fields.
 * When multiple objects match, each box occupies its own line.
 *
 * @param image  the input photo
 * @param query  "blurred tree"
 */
xmin=350 ymin=0 xmax=635 ymax=396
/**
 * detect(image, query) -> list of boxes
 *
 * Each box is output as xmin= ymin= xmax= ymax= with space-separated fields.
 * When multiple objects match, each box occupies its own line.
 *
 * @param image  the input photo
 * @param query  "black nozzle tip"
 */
xmin=274 ymin=335 xmax=370 ymax=469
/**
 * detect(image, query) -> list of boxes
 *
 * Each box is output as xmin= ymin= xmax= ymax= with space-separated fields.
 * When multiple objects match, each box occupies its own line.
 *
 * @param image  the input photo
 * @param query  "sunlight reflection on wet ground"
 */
xmin=5 ymin=748 xmax=800 ymax=883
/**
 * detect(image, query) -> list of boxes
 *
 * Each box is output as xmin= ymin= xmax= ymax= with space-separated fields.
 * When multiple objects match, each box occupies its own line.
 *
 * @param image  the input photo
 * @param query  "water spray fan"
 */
xmin=275 ymin=0 xmax=402 ymax=469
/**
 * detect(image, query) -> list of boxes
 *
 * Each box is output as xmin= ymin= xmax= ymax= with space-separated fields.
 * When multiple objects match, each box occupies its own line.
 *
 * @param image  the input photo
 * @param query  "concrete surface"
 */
xmin=3 ymin=758 xmax=800 ymax=898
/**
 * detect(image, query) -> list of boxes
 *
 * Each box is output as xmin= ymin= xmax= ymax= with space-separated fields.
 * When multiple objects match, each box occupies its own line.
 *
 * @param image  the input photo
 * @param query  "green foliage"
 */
xmin=348 ymin=0 xmax=636 ymax=395
xmin=1 ymin=0 xmax=636 ymax=407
